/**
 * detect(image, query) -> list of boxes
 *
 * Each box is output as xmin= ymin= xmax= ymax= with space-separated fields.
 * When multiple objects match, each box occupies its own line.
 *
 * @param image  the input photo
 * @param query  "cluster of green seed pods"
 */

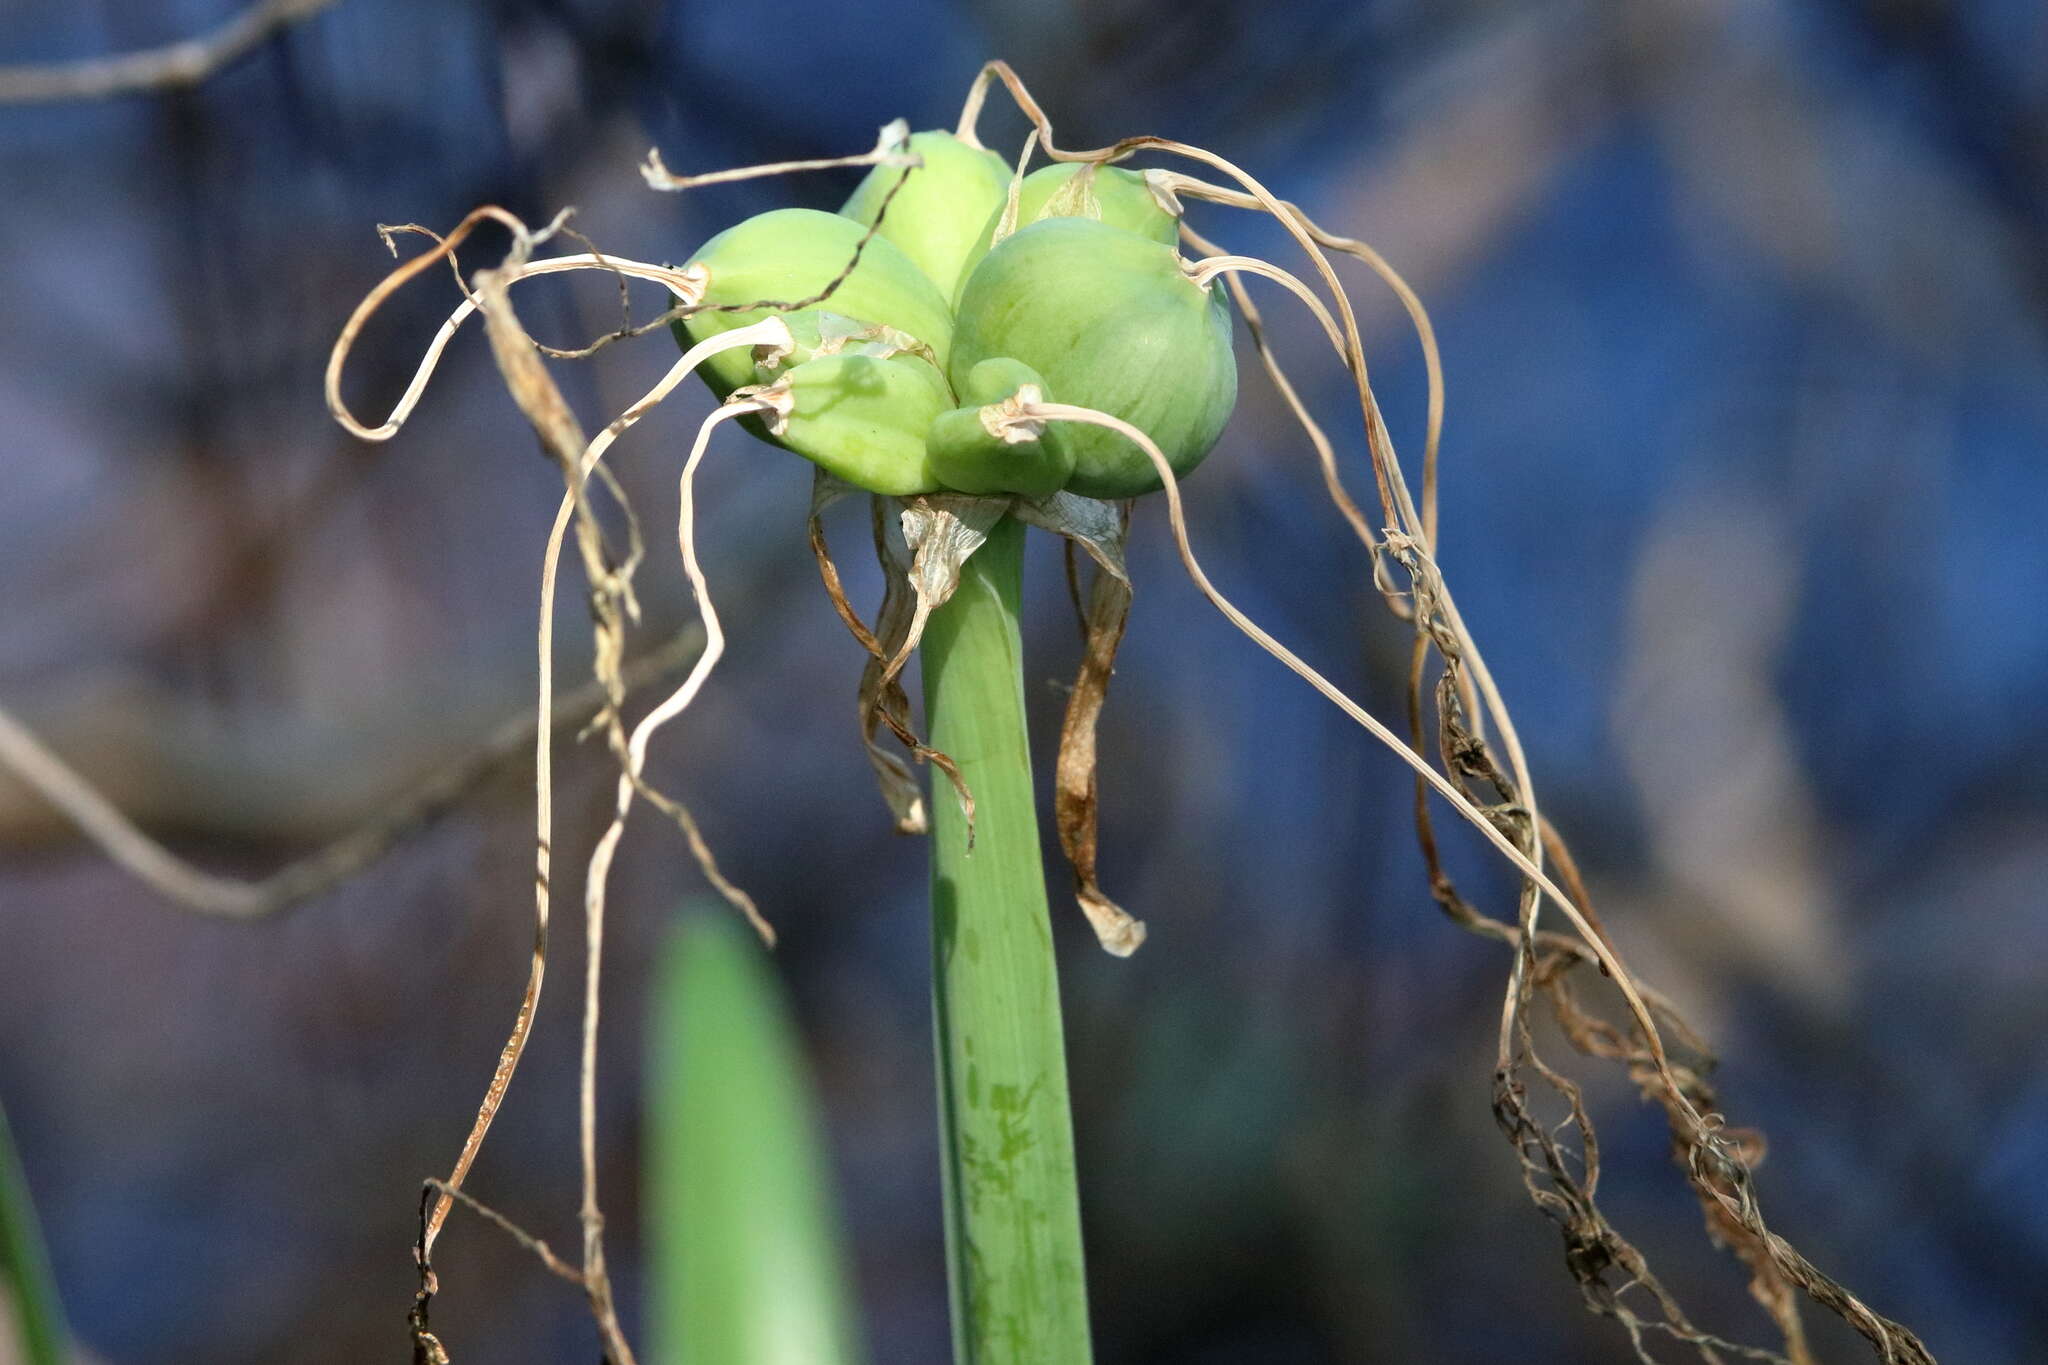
xmin=672 ymin=130 xmax=1238 ymax=500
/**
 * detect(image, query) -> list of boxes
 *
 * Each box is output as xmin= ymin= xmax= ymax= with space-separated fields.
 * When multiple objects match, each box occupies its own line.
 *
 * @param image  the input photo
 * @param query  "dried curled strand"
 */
xmin=990 ymin=159 xmax=1929 ymax=1352
xmin=324 ymin=108 xmax=961 ymax=1361
xmin=963 ymin=61 xmax=1930 ymax=1359
xmin=804 ymin=477 xmax=975 ymax=837
xmin=1050 ymin=504 xmax=1144 ymax=956
xmin=318 ymin=70 xmax=1936 ymax=1365
xmin=328 ymin=209 xmax=796 ymax=1365
xmin=642 ymin=118 xmax=917 ymax=191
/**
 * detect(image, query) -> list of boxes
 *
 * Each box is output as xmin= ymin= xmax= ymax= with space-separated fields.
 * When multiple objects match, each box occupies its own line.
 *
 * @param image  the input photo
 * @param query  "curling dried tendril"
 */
xmin=314 ymin=62 xmax=1934 ymax=1365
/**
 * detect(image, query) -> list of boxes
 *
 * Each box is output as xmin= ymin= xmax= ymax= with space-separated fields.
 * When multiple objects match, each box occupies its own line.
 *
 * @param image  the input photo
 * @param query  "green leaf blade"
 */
xmin=646 ymin=912 xmax=866 ymax=1365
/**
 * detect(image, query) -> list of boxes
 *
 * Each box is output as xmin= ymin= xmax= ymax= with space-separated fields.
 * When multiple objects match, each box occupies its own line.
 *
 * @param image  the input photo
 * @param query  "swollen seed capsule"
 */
xmin=950 ymin=216 xmax=1236 ymax=499
xmin=954 ymin=163 xmax=1181 ymax=305
xmin=675 ymin=208 xmax=954 ymax=398
xmin=926 ymin=358 xmax=1074 ymax=499
xmin=751 ymin=351 xmax=952 ymax=496
xmin=958 ymin=355 xmax=1057 ymax=408
xmin=840 ymin=130 xmax=1013 ymax=298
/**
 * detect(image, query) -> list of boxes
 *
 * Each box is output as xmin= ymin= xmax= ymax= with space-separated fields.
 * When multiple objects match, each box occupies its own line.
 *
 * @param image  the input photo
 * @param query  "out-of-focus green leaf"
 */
xmin=0 ymin=1097 xmax=67 ymax=1365
xmin=645 ymin=911 xmax=865 ymax=1365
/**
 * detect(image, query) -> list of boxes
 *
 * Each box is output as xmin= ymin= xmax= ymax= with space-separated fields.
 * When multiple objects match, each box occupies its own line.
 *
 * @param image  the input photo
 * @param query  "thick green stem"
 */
xmin=922 ymin=515 xmax=1093 ymax=1365
xmin=0 ymin=1097 xmax=67 ymax=1365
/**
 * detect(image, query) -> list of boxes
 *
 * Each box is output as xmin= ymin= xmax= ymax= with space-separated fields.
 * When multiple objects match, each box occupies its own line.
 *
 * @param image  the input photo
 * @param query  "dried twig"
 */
xmin=0 ymin=635 xmax=698 ymax=919
xmin=0 ymin=0 xmax=340 ymax=104
xmin=641 ymin=119 xmax=915 ymax=192
xmin=421 ymin=1180 xmax=583 ymax=1287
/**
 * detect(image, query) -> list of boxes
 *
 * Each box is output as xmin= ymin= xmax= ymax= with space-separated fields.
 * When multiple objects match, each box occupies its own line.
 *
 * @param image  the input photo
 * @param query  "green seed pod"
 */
xmin=752 ymin=350 xmax=951 ymax=496
xmin=926 ymin=358 xmax=1075 ymax=499
xmin=840 ymin=130 xmax=1013 ymax=297
xmin=950 ymin=216 xmax=1235 ymax=499
xmin=958 ymin=355 xmax=1055 ymax=408
xmin=675 ymin=208 xmax=954 ymax=398
xmin=954 ymin=163 xmax=1181 ymax=305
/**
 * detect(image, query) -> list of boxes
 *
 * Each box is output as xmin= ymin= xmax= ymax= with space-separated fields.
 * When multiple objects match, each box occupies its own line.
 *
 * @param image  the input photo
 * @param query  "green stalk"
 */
xmin=922 ymin=515 xmax=1093 ymax=1364
xmin=0 ymin=1097 xmax=67 ymax=1365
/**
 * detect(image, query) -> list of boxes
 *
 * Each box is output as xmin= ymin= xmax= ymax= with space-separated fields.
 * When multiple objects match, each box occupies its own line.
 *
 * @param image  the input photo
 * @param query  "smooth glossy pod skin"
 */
xmin=675 ymin=208 xmax=954 ymax=396
xmin=954 ymin=163 xmax=1180 ymax=304
xmin=840 ymin=130 xmax=1013 ymax=298
xmin=926 ymin=358 xmax=1074 ymax=499
xmin=759 ymin=350 xmax=952 ymax=496
xmin=950 ymin=216 xmax=1236 ymax=499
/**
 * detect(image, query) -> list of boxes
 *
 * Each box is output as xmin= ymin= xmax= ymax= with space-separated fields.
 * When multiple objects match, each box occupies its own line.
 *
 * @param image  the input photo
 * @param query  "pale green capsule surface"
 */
xmin=766 ymin=350 xmax=952 ymax=496
xmin=840 ymin=130 xmax=1013 ymax=298
xmin=951 ymin=216 xmax=1235 ymax=499
xmin=954 ymin=163 xmax=1180 ymax=305
xmin=926 ymin=358 xmax=1074 ymax=499
xmin=675 ymin=208 xmax=954 ymax=397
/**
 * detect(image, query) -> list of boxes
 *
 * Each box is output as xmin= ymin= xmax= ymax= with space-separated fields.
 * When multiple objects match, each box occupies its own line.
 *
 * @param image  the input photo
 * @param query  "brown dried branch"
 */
xmin=1427 ymin=570 xmax=1925 ymax=1361
xmin=1177 ymin=223 xmax=1392 ymax=608
xmin=1171 ymin=179 xmax=1446 ymax=543
xmin=463 ymin=234 xmax=719 ymax=1365
xmin=0 ymin=0 xmax=339 ymax=104
xmin=805 ymin=485 xmax=980 ymax=838
xmin=0 ymin=633 xmax=698 ymax=919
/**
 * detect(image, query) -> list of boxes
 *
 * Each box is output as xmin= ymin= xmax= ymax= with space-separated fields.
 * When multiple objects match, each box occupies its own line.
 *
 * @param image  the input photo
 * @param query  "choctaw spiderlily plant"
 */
xmin=323 ymin=60 xmax=1934 ymax=1365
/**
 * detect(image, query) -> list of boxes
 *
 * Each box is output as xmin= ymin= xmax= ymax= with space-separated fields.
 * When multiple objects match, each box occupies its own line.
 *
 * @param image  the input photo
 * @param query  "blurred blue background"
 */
xmin=1 ymin=1 xmax=2044 ymax=1361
